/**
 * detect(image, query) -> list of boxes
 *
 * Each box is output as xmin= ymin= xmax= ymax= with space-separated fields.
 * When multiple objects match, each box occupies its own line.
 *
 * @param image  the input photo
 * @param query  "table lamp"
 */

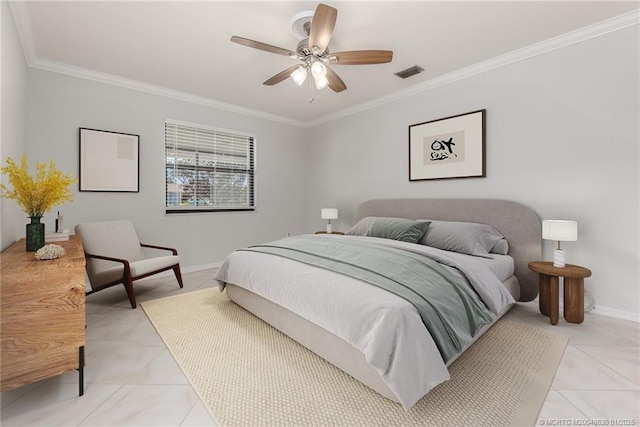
xmin=321 ymin=208 xmax=338 ymax=233
xmin=542 ymin=220 xmax=578 ymax=268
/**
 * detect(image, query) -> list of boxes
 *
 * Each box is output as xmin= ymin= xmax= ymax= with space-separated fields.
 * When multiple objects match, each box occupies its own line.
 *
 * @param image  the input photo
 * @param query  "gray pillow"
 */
xmin=419 ymin=220 xmax=505 ymax=258
xmin=346 ymin=217 xmax=430 ymax=244
xmin=490 ymin=238 xmax=509 ymax=255
xmin=345 ymin=216 xmax=377 ymax=236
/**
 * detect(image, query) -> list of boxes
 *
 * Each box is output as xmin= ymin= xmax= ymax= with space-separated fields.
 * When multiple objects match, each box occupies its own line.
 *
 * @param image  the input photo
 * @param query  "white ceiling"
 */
xmin=10 ymin=1 xmax=639 ymax=126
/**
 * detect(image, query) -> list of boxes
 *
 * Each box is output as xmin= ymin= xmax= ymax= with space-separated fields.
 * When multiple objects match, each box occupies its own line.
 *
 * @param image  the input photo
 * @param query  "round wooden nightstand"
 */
xmin=528 ymin=261 xmax=592 ymax=325
xmin=315 ymin=231 xmax=345 ymax=235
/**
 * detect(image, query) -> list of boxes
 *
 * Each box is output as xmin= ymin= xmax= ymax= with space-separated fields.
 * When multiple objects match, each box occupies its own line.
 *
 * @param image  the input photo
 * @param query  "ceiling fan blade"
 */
xmin=308 ymin=4 xmax=337 ymax=55
xmin=263 ymin=65 xmax=301 ymax=86
xmin=231 ymin=36 xmax=296 ymax=58
xmin=331 ymin=50 xmax=394 ymax=65
xmin=325 ymin=66 xmax=347 ymax=93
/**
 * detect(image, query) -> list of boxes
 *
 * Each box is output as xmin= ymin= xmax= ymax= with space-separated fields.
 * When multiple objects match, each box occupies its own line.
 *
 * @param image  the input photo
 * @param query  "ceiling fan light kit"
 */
xmin=311 ymin=61 xmax=327 ymax=78
xmin=231 ymin=3 xmax=393 ymax=98
xmin=291 ymin=66 xmax=308 ymax=86
xmin=314 ymin=74 xmax=329 ymax=90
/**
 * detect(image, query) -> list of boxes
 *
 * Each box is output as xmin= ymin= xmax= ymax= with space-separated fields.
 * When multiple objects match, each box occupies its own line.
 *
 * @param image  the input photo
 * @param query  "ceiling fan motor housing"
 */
xmin=296 ymin=39 xmax=313 ymax=57
xmin=296 ymin=39 xmax=330 ymax=60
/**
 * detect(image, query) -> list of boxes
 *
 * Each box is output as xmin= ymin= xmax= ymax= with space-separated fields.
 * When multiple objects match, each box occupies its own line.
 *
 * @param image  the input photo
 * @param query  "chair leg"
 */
xmin=173 ymin=264 xmax=184 ymax=289
xmin=122 ymin=275 xmax=137 ymax=309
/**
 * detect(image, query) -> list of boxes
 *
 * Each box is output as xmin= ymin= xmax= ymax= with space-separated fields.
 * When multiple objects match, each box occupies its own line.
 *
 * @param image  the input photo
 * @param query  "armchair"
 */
xmin=74 ymin=220 xmax=183 ymax=308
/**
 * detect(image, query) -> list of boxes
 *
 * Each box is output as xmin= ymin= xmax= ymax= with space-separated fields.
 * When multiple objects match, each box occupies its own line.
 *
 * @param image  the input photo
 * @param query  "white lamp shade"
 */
xmin=321 ymin=208 xmax=338 ymax=220
xmin=311 ymin=61 xmax=327 ymax=78
xmin=314 ymin=75 xmax=329 ymax=90
xmin=542 ymin=220 xmax=578 ymax=242
xmin=290 ymin=66 xmax=307 ymax=86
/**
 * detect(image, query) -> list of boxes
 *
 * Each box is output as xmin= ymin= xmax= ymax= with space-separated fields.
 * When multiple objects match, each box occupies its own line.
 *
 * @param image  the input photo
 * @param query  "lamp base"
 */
xmin=553 ymin=249 xmax=566 ymax=268
xmin=326 ymin=223 xmax=333 ymax=234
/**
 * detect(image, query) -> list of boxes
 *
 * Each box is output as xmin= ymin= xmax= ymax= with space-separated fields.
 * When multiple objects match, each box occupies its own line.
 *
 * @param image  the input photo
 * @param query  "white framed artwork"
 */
xmin=79 ymin=128 xmax=139 ymax=192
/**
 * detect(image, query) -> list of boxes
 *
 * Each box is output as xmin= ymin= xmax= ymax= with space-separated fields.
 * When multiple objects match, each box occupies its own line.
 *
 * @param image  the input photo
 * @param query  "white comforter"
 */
xmin=214 ymin=235 xmax=516 ymax=410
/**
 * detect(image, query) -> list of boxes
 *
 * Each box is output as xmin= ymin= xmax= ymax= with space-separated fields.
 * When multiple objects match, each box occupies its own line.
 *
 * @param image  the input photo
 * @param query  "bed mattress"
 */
xmin=214 ymin=234 xmax=516 ymax=409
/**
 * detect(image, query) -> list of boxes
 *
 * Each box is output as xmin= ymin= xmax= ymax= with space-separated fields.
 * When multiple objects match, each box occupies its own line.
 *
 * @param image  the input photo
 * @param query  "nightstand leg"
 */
xmin=549 ymin=276 xmax=559 ymax=325
xmin=564 ymin=277 xmax=584 ymax=323
xmin=539 ymin=274 xmax=550 ymax=316
xmin=539 ymin=274 xmax=559 ymax=325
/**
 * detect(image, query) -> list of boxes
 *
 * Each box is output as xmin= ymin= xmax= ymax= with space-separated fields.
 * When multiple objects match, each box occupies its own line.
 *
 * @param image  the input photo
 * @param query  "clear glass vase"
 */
xmin=26 ymin=216 xmax=45 ymax=252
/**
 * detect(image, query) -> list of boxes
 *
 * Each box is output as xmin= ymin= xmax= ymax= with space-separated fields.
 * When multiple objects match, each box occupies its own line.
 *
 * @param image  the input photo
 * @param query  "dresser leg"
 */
xmin=564 ymin=278 xmax=584 ymax=323
xmin=78 ymin=346 xmax=85 ymax=396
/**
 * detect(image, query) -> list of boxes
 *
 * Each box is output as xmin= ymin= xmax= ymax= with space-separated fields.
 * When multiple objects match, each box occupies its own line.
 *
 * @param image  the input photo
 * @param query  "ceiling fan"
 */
xmin=231 ymin=3 xmax=393 ymax=94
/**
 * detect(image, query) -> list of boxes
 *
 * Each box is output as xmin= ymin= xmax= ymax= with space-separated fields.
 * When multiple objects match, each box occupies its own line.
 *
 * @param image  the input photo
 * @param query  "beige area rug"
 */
xmin=142 ymin=289 xmax=568 ymax=426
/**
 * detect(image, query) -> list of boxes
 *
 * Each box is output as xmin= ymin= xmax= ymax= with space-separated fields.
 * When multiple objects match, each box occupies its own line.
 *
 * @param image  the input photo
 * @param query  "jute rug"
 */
xmin=142 ymin=289 xmax=567 ymax=426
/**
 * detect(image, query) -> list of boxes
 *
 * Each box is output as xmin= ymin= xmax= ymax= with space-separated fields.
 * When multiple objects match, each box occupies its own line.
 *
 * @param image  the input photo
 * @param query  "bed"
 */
xmin=214 ymin=198 xmax=541 ymax=410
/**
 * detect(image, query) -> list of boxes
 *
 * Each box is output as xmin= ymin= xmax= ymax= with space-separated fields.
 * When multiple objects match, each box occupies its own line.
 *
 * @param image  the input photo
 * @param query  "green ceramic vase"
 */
xmin=26 ymin=216 xmax=45 ymax=252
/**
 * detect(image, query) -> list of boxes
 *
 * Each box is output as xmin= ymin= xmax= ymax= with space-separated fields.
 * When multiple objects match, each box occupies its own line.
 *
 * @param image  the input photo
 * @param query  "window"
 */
xmin=165 ymin=119 xmax=256 ymax=213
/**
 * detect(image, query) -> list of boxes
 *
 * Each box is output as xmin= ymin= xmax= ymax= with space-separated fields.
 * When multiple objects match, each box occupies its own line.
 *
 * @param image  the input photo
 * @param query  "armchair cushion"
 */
xmin=91 ymin=255 xmax=181 ymax=289
xmin=131 ymin=256 xmax=180 ymax=277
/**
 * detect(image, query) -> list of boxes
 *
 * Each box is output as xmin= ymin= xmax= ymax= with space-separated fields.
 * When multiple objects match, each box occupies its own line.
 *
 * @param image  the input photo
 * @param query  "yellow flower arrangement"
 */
xmin=0 ymin=154 xmax=76 ymax=217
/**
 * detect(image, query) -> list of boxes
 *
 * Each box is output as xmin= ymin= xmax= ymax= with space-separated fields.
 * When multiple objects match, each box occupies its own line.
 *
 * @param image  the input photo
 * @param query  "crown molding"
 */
xmin=9 ymin=2 xmax=638 ymax=129
xmin=8 ymin=1 xmax=36 ymax=65
xmin=8 ymin=1 xmax=305 ymax=128
xmin=307 ymin=10 xmax=640 ymax=128
xmin=29 ymin=57 xmax=307 ymax=128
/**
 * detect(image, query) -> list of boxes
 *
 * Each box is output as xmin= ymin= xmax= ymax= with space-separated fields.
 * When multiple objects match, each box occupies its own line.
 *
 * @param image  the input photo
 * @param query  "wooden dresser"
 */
xmin=1 ymin=235 xmax=86 ymax=394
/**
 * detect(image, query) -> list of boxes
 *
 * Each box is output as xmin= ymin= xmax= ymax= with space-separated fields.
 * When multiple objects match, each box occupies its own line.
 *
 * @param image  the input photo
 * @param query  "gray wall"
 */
xmin=1 ymin=0 xmax=29 ymax=250
xmin=18 ymin=69 xmax=309 ymax=268
xmin=306 ymin=26 xmax=640 ymax=319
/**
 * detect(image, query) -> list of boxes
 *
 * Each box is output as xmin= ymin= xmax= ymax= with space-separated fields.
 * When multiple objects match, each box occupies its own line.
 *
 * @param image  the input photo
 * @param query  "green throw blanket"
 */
xmin=239 ymin=235 xmax=495 ymax=362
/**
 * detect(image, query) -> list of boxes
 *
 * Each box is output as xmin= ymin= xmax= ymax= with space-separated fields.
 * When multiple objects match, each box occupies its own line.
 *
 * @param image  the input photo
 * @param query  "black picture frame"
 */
xmin=409 ymin=109 xmax=486 ymax=181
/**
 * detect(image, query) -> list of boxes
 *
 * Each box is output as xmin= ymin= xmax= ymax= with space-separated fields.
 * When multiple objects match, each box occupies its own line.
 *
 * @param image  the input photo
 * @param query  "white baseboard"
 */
xmin=181 ymin=261 xmax=222 ymax=273
xmin=590 ymin=306 xmax=640 ymax=324
xmin=136 ymin=261 xmax=222 ymax=282
xmin=115 ymin=263 xmax=640 ymax=323
xmin=85 ymin=262 xmax=222 ymax=291
xmin=525 ymin=297 xmax=639 ymax=324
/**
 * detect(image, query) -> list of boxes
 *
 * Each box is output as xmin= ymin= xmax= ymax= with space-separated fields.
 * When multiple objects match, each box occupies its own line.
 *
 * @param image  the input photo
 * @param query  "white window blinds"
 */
xmin=165 ymin=120 xmax=256 ymax=212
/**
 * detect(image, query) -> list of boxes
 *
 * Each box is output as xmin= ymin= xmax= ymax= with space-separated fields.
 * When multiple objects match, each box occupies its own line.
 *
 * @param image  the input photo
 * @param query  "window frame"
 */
xmin=164 ymin=118 xmax=257 ymax=214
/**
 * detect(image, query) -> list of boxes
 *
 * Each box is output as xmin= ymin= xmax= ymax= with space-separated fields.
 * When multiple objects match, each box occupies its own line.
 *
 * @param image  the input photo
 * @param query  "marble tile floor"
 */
xmin=1 ymin=269 xmax=638 ymax=426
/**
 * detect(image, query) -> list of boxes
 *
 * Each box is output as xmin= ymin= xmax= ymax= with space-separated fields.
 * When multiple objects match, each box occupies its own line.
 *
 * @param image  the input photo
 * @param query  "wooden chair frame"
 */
xmin=84 ymin=243 xmax=183 ymax=309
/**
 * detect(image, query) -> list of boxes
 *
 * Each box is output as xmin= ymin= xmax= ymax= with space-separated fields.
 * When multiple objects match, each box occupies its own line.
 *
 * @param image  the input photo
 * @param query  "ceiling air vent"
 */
xmin=394 ymin=65 xmax=424 ymax=79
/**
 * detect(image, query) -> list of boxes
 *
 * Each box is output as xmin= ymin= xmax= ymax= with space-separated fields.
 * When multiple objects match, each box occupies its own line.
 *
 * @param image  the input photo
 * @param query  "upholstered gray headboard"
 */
xmin=355 ymin=199 xmax=541 ymax=302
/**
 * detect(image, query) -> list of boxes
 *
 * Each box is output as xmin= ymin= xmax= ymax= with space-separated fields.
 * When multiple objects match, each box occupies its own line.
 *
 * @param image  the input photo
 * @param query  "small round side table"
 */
xmin=528 ymin=261 xmax=592 ymax=325
xmin=315 ymin=231 xmax=345 ymax=235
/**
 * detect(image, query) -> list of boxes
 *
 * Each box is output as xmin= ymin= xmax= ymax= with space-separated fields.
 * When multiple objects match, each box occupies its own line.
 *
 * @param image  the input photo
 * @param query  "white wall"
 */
xmin=306 ymin=26 xmax=640 ymax=319
xmin=2 ymin=6 xmax=638 ymax=319
xmin=20 ymin=69 xmax=309 ymax=268
xmin=1 ymin=1 xmax=29 ymax=250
